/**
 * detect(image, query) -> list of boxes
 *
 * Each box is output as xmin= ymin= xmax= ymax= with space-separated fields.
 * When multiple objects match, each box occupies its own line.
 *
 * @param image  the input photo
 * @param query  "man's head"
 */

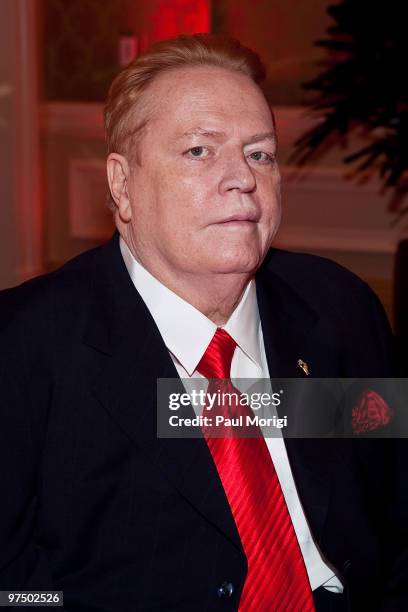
xmin=106 ymin=34 xmax=281 ymax=284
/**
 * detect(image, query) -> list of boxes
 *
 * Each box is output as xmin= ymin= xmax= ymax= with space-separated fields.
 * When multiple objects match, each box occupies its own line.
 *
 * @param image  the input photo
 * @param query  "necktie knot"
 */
xmin=196 ymin=328 xmax=237 ymax=380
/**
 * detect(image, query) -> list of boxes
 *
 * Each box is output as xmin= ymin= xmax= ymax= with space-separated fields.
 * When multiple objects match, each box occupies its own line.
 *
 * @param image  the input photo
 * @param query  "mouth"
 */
xmin=216 ymin=213 xmax=259 ymax=225
xmin=216 ymin=220 xmax=256 ymax=229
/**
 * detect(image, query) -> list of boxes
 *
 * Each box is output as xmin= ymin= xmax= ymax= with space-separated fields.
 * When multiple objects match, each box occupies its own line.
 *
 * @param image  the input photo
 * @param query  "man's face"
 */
xmin=124 ymin=65 xmax=281 ymax=277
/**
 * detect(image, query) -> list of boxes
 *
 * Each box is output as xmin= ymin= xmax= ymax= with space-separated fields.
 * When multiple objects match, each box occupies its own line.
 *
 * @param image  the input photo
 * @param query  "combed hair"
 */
xmin=104 ymin=33 xmax=267 ymax=159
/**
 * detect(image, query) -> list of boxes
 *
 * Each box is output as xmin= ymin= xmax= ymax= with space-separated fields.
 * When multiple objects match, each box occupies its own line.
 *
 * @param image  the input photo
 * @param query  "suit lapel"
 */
xmin=255 ymin=253 xmax=319 ymax=379
xmin=83 ymin=234 xmax=244 ymax=556
xmin=255 ymin=253 xmax=332 ymax=544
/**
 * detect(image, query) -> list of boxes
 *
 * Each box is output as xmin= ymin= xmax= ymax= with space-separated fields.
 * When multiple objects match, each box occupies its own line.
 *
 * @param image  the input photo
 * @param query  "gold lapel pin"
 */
xmin=297 ymin=359 xmax=310 ymax=376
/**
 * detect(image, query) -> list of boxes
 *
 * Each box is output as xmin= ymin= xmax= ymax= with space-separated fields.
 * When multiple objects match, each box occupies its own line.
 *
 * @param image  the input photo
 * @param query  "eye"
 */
xmin=248 ymin=151 xmax=275 ymax=164
xmin=185 ymin=146 xmax=210 ymax=159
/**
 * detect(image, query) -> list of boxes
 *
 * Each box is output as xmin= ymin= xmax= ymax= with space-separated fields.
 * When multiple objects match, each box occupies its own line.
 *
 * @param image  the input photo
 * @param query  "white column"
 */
xmin=0 ymin=0 xmax=43 ymax=289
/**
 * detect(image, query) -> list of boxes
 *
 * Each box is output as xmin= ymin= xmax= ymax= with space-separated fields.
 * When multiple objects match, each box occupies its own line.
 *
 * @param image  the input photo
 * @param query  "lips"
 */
xmin=216 ymin=213 xmax=259 ymax=223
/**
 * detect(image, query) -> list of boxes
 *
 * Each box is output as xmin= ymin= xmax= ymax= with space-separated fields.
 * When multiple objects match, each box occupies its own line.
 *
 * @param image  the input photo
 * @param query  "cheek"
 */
xmin=160 ymin=176 xmax=210 ymax=226
xmin=257 ymin=185 xmax=281 ymax=244
xmin=260 ymin=177 xmax=281 ymax=216
xmin=267 ymin=193 xmax=281 ymax=225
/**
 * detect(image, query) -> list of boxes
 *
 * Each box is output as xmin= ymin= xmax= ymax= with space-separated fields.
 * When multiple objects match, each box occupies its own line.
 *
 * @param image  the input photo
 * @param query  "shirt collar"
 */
xmin=223 ymin=280 xmax=262 ymax=370
xmin=120 ymin=236 xmax=262 ymax=376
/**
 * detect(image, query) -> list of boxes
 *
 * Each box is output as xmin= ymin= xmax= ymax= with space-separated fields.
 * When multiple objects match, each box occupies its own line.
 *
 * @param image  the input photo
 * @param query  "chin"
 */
xmin=208 ymin=250 xmax=262 ymax=275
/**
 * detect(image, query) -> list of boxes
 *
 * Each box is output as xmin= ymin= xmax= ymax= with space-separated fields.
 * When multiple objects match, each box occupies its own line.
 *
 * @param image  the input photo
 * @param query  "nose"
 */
xmin=218 ymin=152 xmax=256 ymax=195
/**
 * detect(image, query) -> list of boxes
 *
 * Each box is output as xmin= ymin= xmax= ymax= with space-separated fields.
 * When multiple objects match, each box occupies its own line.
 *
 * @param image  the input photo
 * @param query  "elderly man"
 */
xmin=0 ymin=34 xmax=406 ymax=611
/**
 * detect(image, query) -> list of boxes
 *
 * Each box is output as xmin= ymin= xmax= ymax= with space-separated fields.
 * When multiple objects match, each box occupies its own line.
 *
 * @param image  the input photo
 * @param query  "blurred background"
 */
xmin=1 ymin=0 xmax=407 ymax=351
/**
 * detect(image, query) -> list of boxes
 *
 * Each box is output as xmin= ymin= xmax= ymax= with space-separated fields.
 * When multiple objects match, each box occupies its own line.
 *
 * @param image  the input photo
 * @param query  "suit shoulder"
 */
xmin=0 ymin=242 xmax=106 ymax=331
xmin=262 ymin=248 xmax=385 ymax=318
xmin=261 ymin=248 xmax=396 ymax=374
xmin=265 ymin=248 xmax=374 ymax=295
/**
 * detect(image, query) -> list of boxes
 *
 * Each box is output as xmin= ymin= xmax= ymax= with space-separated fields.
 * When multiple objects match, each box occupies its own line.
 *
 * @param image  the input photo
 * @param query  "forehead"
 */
xmin=142 ymin=65 xmax=274 ymax=139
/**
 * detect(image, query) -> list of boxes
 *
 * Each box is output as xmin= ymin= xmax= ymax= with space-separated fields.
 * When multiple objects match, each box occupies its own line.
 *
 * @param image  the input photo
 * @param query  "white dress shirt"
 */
xmin=119 ymin=236 xmax=343 ymax=593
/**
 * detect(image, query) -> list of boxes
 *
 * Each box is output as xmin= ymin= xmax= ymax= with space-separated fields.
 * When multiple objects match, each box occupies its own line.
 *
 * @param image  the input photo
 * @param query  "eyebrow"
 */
xmin=176 ymin=127 xmax=276 ymax=146
xmin=178 ymin=128 xmax=226 ymax=140
xmin=248 ymin=131 xmax=277 ymax=145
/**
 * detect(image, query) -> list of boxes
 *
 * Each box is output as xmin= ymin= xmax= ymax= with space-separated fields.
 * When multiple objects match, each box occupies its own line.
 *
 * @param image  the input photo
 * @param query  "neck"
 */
xmin=123 ymin=238 xmax=252 ymax=325
xmin=165 ymin=272 xmax=252 ymax=326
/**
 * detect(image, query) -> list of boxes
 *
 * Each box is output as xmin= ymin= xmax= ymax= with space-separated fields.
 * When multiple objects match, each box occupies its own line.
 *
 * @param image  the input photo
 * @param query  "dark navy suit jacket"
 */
xmin=0 ymin=232 xmax=406 ymax=611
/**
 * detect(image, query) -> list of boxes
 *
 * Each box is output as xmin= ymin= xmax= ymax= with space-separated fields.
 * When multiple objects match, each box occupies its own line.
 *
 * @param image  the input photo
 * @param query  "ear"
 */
xmin=106 ymin=153 xmax=132 ymax=222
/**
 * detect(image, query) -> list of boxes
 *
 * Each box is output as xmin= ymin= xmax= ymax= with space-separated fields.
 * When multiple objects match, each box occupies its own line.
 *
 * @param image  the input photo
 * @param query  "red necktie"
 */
xmin=196 ymin=328 xmax=315 ymax=611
